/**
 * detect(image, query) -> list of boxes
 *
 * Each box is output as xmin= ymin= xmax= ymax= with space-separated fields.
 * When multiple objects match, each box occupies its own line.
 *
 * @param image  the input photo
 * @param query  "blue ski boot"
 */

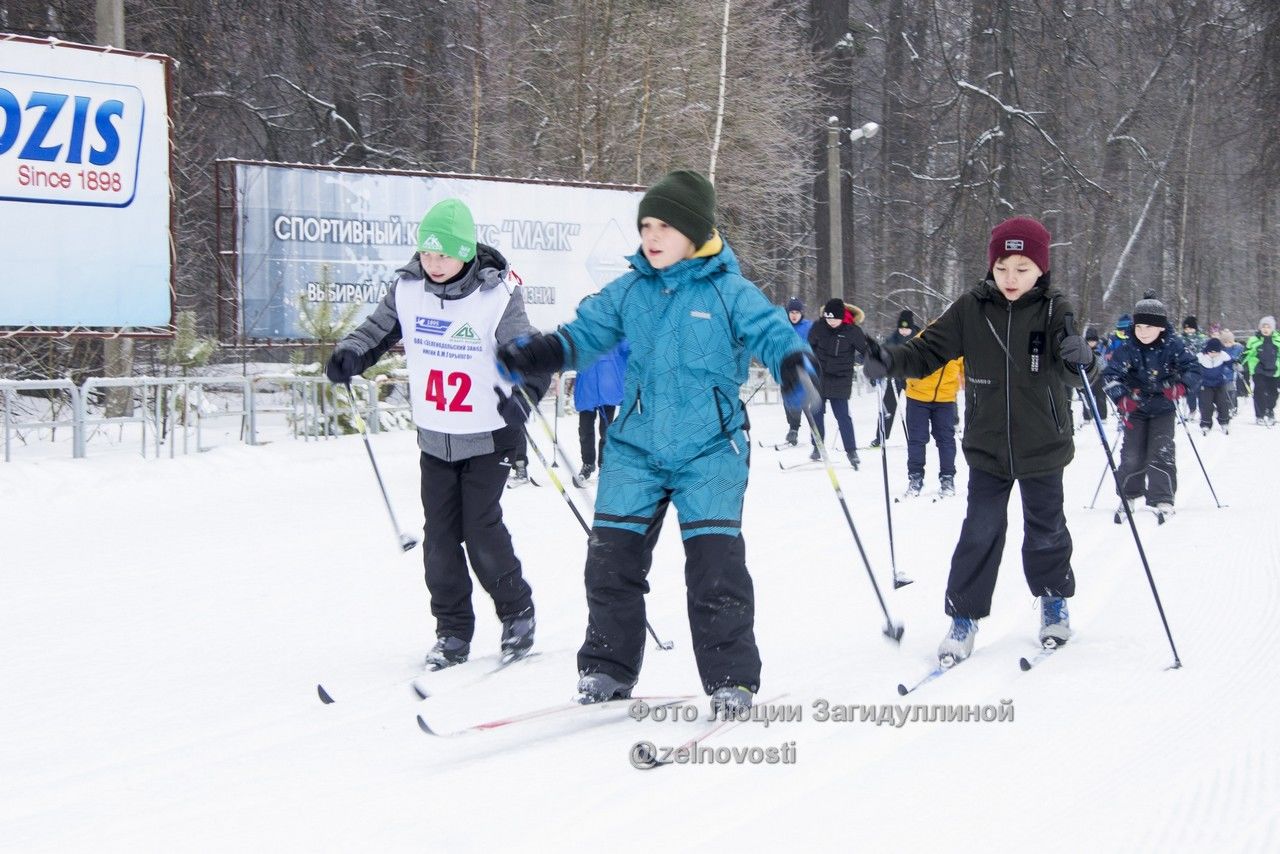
xmin=1038 ymin=596 xmax=1072 ymax=648
xmin=937 ymin=616 xmax=978 ymax=667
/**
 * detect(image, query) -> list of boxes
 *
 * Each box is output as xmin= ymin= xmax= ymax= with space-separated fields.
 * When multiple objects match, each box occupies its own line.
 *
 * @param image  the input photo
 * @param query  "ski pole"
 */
xmin=551 ymin=375 xmax=561 ymax=467
xmin=798 ymin=373 xmax=904 ymax=643
xmin=1169 ymin=391 xmax=1226 ymax=508
xmin=505 ymin=386 xmax=673 ymax=651
xmin=875 ymin=386 xmax=912 ymax=588
xmin=1085 ymin=410 xmax=1122 ymax=510
xmin=343 ymin=382 xmax=418 ymax=553
xmin=1065 ymin=314 xmax=1181 ymax=669
xmin=517 ymin=384 xmax=588 ymax=488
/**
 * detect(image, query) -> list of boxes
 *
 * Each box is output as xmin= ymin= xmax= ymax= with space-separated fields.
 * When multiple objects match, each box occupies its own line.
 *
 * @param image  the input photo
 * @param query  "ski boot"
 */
xmin=1222 ymin=424 xmax=1230 ymax=435
xmin=578 ymin=463 xmax=595 ymax=481
xmin=1038 ymin=596 xmax=1072 ymax=648
xmin=847 ymin=450 xmax=860 ymax=469
xmin=869 ymin=436 xmax=882 ymax=448
xmin=904 ymin=473 xmax=924 ymax=498
xmin=1113 ymin=497 xmax=1136 ymax=524
xmin=509 ymin=459 xmax=530 ymax=485
xmin=424 ymin=636 xmax=470 ymax=671
xmin=939 ymin=474 xmax=956 ymax=498
xmin=499 ymin=613 xmax=536 ymax=663
xmin=938 ymin=616 xmax=978 ymax=667
xmin=809 ymin=447 xmax=821 ymax=462
xmin=1200 ymin=425 xmax=1211 ymax=436
xmin=710 ymin=685 xmax=754 ymax=719
xmin=574 ymin=672 xmax=633 ymax=705
xmin=785 ymin=429 xmax=799 ymax=446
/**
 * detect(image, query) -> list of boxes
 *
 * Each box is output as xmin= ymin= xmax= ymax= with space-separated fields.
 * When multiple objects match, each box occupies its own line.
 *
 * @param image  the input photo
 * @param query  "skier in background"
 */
xmin=1244 ymin=316 xmax=1279 ymax=425
xmin=872 ymin=309 xmax=919 ymax=448
xmin=781 ymin=297 xmax=813 ymax=446
xmin=1102 ymin=292 xmax=1202 ymax=517
xmin=572 ymin=341 xmax=628 ymax=481
xmin=807 ymin=298 xmax=869 ymax=467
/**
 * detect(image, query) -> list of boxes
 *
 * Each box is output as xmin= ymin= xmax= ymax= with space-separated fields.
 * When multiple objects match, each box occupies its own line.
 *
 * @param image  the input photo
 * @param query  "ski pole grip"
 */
xmin=1063 ymin=312 xmax=1077 ymax=338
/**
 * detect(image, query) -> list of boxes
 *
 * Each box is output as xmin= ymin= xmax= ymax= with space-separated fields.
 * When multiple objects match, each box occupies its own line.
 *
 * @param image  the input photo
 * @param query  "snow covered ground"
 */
xmin=3 ymin=391 xmax=1277 ymax=852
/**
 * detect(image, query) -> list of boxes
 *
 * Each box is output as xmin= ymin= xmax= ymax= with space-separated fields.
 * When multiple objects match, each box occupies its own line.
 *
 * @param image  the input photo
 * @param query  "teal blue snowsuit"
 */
xmin=555 ymin=239 xmax=807 ymax=694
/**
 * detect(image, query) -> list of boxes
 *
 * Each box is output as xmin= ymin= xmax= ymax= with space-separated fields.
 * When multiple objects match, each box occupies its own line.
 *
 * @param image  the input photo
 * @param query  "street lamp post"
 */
xmin=826 ymin=117 xmax=843 ymax=301
xmin=827 ymin=119 xmax=881 ymax=303
xmin=847 ymin=121 xmax=879 ymax=302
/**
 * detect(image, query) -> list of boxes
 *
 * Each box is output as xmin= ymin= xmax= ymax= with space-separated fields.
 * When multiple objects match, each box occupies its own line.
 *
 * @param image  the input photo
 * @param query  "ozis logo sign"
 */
xmin=0 ymin=70 xmax=145 ymax=207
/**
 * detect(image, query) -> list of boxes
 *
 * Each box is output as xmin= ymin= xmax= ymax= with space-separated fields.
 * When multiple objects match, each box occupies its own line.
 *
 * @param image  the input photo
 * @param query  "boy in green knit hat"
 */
xmin=326 ymin=197 xmax=549 ymax=671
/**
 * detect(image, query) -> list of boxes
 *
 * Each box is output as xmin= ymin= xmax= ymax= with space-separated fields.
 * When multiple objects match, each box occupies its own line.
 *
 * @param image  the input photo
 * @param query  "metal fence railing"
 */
xmin=1 ymin=374 xmax=413 ymax=461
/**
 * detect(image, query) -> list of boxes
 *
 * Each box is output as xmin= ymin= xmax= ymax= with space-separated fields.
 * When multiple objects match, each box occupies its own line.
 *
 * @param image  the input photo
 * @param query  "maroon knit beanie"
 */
xmin=988 ymin=216 xmax=1051 ymax=273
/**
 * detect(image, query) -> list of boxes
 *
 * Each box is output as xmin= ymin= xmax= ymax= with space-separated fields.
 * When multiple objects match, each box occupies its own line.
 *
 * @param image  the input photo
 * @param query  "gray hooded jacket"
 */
xmin=334 ymin=244 xmax=549 ymax=461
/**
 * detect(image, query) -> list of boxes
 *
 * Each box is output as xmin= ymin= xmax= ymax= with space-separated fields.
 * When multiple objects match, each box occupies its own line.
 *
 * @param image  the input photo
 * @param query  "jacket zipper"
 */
xmin=1047 ymin=388 xmax=1062 ymax=433
xmin=1005 ymin=304 xmax=1014 ymax=476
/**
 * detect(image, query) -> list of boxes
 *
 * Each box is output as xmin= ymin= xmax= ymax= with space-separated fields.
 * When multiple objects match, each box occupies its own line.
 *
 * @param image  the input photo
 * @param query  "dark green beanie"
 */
xmin=637 ymin=170 xmax=716 ymax=248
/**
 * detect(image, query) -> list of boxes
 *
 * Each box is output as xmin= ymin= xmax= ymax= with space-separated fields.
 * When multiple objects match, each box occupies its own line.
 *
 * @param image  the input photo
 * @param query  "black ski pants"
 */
xmin=1198 ymin=385 xmax=1231 ymax=428
xmin=944 ymin=468 xmax=1075 ymax=619
xmin=880 ymin=379 xmax=903 ymax=439
xmin=577 ymin=517 xmax=761 ymax=694
xmin=1254 ymin=373 xmax=1278 ymax=419
xmin=420 ymin=449 xmax=534 ymax=641
xmin=577 ymin=405 xmax=615 ymax=468
xmin=1116 ymin=411 xmax=1177 ymax=505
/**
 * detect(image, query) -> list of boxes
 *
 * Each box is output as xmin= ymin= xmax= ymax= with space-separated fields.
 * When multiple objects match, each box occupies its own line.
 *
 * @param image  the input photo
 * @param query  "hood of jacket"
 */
xmin=396 ymin=243 xmax=509 ymax=300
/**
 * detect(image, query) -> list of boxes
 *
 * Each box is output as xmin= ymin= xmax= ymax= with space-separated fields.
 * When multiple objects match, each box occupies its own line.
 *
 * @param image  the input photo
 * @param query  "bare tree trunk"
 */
xmin=708 ymin=0 xmax=732 ymax=182
xmin=469 ymin=0 xmax=485 ymax=173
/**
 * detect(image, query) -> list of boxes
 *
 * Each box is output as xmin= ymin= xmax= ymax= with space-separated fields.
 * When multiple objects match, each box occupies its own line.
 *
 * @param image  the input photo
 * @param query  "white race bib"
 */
xmin=395 ymin=278 xmax=513 ymax=434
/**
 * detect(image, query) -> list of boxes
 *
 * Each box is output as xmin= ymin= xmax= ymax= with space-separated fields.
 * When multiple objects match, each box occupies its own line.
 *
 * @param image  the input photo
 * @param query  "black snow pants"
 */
xmin=1115 ymin=411 xmax=1177 ymax=505
xmin=420 ymin=449 xmax=534 ymax=641
xmin=944 ymin=468 xmax=1076 ymax=619
xmin=577 ymin=515 xmax=761 ymax=694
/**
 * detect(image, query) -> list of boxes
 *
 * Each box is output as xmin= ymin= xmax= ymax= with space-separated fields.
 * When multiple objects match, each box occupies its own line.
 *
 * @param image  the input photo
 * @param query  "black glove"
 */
xmin=495 ymin=385 xmax=532 ymax=427
xmin=862 ymin=341 xmax=894 ymax=382
xmin=325 ymin=346 xmax=363 ymax=384
xmin=1059 ymin=334 xmax=1094 ymax=368
xmin=780 ymin=351 xmax=821 ymax=413
xmin=496 ymin=333 xmax=566 ymax=384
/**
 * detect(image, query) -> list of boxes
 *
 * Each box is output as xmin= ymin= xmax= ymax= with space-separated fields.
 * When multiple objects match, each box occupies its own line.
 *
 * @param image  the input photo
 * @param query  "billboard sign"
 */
xmin=0 ymin=36 xmax=172 ymax=329
xmin=231 ymin=162 xmax=643 ymax=340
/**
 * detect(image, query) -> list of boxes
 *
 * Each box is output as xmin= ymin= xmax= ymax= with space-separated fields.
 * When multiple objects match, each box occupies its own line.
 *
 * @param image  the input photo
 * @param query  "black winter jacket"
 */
xmin=808 ymin=319 xmax=868 ymax=399
xmin=884 ymin=279 xmax=1097 ymax=479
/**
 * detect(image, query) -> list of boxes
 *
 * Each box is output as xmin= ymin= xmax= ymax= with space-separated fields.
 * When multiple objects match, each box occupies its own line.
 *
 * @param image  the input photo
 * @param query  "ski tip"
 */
xmin=416 ymin=714 xmax=437 ymax=735
xmin=1018 ymin=657 xmax=1032 ymax=672
xmin=412 ymin=682 xmax=430 ymax=700
xmin=896 ymin=683 xmax=909 ymax=696
xmin=317 ymin=684 xmax=335 ymax=704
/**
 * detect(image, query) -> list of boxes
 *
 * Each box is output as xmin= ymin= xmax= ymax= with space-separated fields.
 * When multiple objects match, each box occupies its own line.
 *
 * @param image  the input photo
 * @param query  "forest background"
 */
xmin=2 ymin=0 xmax=1277 ymax=377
